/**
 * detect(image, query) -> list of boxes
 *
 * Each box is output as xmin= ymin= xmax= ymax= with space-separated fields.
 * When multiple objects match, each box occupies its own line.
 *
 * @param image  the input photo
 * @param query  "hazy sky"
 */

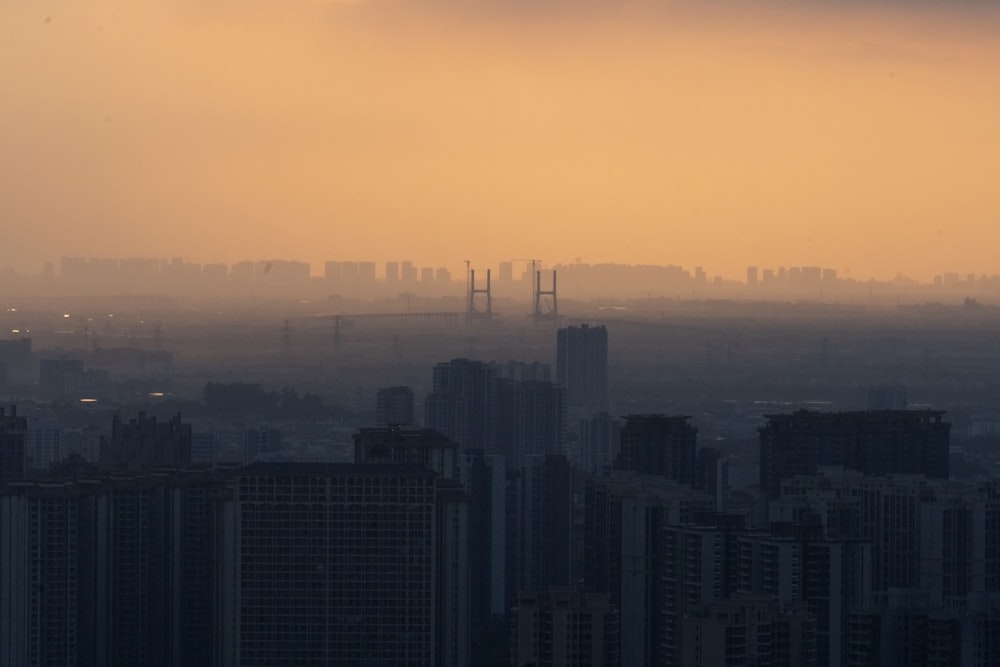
xmin=2 ymin=0 xmax=998 ymax=281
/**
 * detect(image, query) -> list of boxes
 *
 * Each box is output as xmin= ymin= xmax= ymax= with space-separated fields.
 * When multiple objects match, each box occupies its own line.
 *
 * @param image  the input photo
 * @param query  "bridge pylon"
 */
xmin=533 ymin=270 xmax=559 ymax=324
xmin=467 ymin=269 xmax=494 ymax=320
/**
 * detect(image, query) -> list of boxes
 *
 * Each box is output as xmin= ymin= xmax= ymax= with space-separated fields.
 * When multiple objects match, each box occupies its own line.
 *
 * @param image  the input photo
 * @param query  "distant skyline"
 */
xmin=2 ymin=0 xmax=997 ymax=282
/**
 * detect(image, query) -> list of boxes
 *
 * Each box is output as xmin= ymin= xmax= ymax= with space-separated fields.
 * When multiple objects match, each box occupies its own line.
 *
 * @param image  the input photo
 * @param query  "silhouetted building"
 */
xmin=503 ymin=380 xmax=566 ymax=468
xmin=425 ymin=358 xmax=500 ymax=453
xmin=680 ymin=596 xmax=818 ymax=667
xmin=353 ymin=424 xmax=457 ymax=478
xmin=695 ymin=447 xmax=729 ymax=510
xmin=39 ymin=357 xmax=84 ymax=401
xmin=556 ymin=324 xmax=608 ymax=413
xmin=493 ymin=361 xmax=551 ymax=383
xmin=617 ymin=414 xmax=697 ymax=484
xmin=583 ymin=473 xmax=715 ymax=667
xmin=0 ymin=338 xmax=31 ymax=388
xmin=734 ymin=529 xmax=873 ymax=667
xmin=379 ymin=261 xmax=396 ymax=288
xmin=579 ymin=412 xmax=620 ymax=475
xmin=510 ymin=588 xmax=620 ymax=667
xmin=661 ymin=517 xmax=752 ymax=667
xmin=758 ymin=410 xmax=950 ymax=500
xmin=867 ymin=384 xmax=907 ymax=410
xmin=242 ymin=424 xmax=282 ymax=464
xmin=847 ymin=590 xmax=1000 ymax=667
xmin=772 ymin=471 xmax=1000 ymax=598
xmin=0 ymin=470 xmax=224 ymax=667
xmin=102 ymin=412 xmax=192 ymax=471
xmin=24 ymin=418 xmax=63 ymax=472
xmin=509 ymin=455 xmax=574 ymax=596
xmin=216 ymin=463 xmax=470 ymax=667
xmin=375 ymin=385 xmax=416 ymax=427
xmin=0 ymin=406 xmax=26 ymax=487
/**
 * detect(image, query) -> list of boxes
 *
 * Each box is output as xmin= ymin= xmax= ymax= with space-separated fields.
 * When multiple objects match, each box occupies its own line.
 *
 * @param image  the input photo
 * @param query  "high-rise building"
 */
xmin=617 ymin=414 xmax=697 ymax=485
xmin=355 ymin=426 xmax=502 ymax=665
xmin=324 ymin=260 xmax=342 ymax=283
xmin=510 ymin=588 xmax=620 ymax=667
xmin=734 ymin=528 xmax=873 ymax=667
xmin=0 ymin=470 xmax=224 ymax=667
xmin=556 ymin=324 xmax=608 ymax=413
xmin=39 ymin=357 xmax=84 ymax=401
xmin=579 ymin=412 xmax=620 ymax=475
xmin=680 ymin=596 xmax=818 ymax=667
xmin=385 ymin=261 xmax=400 ymax=284
xmin=0 ymin=406 xmax=26 ymax=487
xmin=216 ymin=463 xmax=470 ymax=667
xmin=583 ymin=473 xmax=715 ymax=667
xmin=504 ymin=380 xmax=566 ymax=468
xmin=847 ymin=590 xmax=1000 ymax=667
xmin=662 ymin=520 xmax=748 ymax=667
xmin=0 ymin=338 xmax=32 ymax=388
xmin=758 ymin=410 xmax=950 ymax=500
xmin=102 ymin=412 xmax=192 ymax=471
xmin=24 ymin=418 xmax=62 ymax=472
xmin=375 ymin=386 xmax=416 ymax=427
xmin=867 ymin=384 xmax=908 ymax=410
xmin=353 ymin=424 xmax=457 ymax=478
xmin=425 ymin=359 xmax=500 ymax=453
xmin=509 ymin=455 xmax=574 ymax=596
xmin=401 ymin=260 xmax=418 ymax=284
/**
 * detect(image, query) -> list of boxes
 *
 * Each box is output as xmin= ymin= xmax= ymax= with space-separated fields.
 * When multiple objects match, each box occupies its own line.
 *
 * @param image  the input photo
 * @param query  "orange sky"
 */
xmin=1 ymin=0 xmax=998 ymax=281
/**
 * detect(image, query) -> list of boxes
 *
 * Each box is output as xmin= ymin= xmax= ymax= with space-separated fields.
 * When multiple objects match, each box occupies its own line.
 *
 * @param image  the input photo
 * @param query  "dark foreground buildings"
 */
xmin=759 ymin=409 xmax=950 ymax=499
xmin=9 ymin=398 xmax=1000 ymax=667
xmin=0 ymin=462 xmax=471 ymax=667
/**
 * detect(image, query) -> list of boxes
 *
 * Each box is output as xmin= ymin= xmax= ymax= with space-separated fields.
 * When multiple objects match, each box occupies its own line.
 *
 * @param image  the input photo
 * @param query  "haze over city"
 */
xmin=2 ymin=0 xmax=998 ymax=280
xmin=4 ymin=1 xmax=1000 ymax=666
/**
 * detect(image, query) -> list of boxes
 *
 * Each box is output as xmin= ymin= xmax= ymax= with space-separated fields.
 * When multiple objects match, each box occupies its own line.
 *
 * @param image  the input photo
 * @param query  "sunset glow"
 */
xmin=2 ymin=0 xmax=998 ymax=281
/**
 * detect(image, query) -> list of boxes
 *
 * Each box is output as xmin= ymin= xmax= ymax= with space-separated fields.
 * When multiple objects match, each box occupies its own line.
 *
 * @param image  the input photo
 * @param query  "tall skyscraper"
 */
xmin=556 ymin=324 xmax=608 ymax=414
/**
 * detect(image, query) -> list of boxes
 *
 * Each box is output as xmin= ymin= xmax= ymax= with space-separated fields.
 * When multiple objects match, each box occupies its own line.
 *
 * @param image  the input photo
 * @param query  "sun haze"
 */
xmin=1 ymin=0 xmax=998 ymax=281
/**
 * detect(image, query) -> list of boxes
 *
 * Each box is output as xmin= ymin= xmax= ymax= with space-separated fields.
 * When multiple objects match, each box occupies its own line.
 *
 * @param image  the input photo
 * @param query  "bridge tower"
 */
xmin=467 ymin=269 xmax=493 ymax=320
xmin=533 ymin=270 xmax=559 ymax=324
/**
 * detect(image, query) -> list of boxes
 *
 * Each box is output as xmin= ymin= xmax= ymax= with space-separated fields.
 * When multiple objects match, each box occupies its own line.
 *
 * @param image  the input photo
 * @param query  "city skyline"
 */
xmin=1 ymin=0 xmax=998 ymax=281
xmin=6 ymin=253 xmax=1000 ymax=288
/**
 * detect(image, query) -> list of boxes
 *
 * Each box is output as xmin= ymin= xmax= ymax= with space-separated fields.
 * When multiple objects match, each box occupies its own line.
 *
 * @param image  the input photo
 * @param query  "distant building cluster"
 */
xmin=746 ymin=265 xmax=839 ymax=287
xmin=5 ymin=255 xmax=1000 ymax=303
xmin=3 ymin=321 xmax=1000 ymax=666
xmin=54 ymin=256 xmax=459 ymax=299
